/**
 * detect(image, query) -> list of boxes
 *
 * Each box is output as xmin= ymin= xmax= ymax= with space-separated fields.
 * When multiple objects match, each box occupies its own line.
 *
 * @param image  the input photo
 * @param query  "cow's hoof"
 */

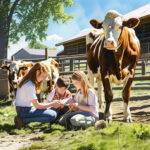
xmin=123 ymin=117 xmax=132 ymax=123
xmin=106 ymin=117 xmax=112 ymax=123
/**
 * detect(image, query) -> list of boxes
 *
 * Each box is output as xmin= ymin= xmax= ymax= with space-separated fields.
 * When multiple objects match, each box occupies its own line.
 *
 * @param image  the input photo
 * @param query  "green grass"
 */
xmin=20 ymin=123 xmax=150 ymax=150
xmin=0 ymin=100 xmax=150 ymax=150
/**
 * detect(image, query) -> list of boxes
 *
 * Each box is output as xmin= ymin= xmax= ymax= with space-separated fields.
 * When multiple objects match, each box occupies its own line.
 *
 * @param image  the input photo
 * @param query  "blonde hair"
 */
xmin=72 ymin=71 xmax=93 ymax=97
xmin=19 ymin=62 xmax=48 ymax=91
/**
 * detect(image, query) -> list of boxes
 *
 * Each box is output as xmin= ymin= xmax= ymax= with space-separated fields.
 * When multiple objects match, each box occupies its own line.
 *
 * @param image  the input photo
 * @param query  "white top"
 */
xmin=15 ymin=80 xmax=37 ymax=107
xmin=74 ymin=89 xmax=99 ymax=118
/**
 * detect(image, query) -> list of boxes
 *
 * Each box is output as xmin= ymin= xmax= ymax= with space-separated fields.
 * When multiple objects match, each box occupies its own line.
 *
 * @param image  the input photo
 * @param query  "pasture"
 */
xmin=0 ymin=84 xmax=150 ymax=150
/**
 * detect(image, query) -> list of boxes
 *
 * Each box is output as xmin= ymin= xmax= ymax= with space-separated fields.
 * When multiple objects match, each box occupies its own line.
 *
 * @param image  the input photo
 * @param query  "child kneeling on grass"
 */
xmin=14 ymin=62 xmax=62 ymax=129
xmin=59 ymin=71 xmax=99 ymax=130
xmin=46 ymin=76 xmax=72 ymax=121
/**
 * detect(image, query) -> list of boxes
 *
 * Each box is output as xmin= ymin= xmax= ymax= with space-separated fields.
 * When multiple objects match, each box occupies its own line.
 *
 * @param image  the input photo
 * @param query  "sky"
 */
xmin=8 ymin=0 xmax=150 ymax=58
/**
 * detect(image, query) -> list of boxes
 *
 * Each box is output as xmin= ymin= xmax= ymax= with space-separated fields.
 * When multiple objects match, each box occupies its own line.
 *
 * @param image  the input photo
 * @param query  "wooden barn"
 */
xmin=11 ymin=48 xmax=58 ymax=61
xmin=56 ymin=4 xmax=150 ymax=58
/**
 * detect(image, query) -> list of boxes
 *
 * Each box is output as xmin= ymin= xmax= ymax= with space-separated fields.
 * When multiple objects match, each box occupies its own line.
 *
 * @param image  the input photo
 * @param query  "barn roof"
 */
xmin=56 ymin=3 xmax=150 ymax=46
xmin=12 ymin=48 xmax=58 ymax=60
xmin=56 ymin=28 xmax=92 ymax=46
xmin=125 ymin=3 xmax=150 ymax=19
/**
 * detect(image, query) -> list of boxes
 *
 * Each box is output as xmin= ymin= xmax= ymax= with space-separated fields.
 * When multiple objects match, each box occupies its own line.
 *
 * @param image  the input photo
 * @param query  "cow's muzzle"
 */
xmin=104 ymin=39 xmax=117 ymax=50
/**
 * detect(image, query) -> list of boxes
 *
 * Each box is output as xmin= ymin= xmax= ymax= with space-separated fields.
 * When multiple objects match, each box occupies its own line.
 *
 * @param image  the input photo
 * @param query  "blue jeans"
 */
xmin=16 ymin=106 xmax=57 ymax=124
xmin=59 ymin=111 xmax=97 ymax=129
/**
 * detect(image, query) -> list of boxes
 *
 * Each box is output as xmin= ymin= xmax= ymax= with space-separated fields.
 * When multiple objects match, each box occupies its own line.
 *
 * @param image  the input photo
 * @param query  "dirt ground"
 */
xmin=0 ymin=95 xmax=150 ymax=150
xmin=112 ymin=95 xmax=150 ymax=123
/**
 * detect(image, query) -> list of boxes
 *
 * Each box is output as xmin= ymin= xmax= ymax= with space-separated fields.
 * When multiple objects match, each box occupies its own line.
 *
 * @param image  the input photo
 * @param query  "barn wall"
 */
xmin=58 ymin=38 xmax=86 ymax=56
xmin=135 ymin=16 xmax=150 ymax=57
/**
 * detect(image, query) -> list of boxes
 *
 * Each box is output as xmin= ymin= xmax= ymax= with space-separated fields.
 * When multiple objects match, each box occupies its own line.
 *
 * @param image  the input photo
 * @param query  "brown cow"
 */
xmin=88 ymin=10 xmax=140 ymax=122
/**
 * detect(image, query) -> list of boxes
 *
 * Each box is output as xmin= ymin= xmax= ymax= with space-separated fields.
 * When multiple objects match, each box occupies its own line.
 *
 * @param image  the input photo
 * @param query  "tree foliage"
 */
xmin=9 ymin=0 xmax=74 ymax=43
xmin=28 ymin=41 xmax=49 ymax=49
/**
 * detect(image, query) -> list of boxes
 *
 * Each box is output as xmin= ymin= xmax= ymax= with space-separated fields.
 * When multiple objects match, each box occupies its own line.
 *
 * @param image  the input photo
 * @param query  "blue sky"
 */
xmin=8 ymin=0 xmax=150 ymax=58
xmin=46 ymin=0 xmax=149 ymax=41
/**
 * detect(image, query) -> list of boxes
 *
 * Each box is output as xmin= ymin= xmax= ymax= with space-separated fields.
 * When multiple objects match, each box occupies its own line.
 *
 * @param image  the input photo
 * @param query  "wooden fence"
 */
xmin=55 ymin=54 xmax=150 ymax=93
xmin=0 ymin=53 xmax=150 ymax=99
xmin=56 ymin=54 xmax=150 ymax=78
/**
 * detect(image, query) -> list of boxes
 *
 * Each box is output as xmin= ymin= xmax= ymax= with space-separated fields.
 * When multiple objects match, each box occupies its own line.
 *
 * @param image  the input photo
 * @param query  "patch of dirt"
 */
xmin=0 ymin=133 xmax=43 ymax=150
xmin=112 ymin=97 xmax=150 ymax=123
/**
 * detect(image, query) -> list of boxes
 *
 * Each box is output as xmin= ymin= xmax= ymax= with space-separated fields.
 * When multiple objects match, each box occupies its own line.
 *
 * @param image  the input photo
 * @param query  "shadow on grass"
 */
xmin=77 ymin=143 xmax=96 ymax=150
xmin=0 ymin=122 xmax=65 ymax=135
xmin=0 ymin=99 xmax=12 ymax=107
xmin=0 ymin=123 xmax=17 ymax=135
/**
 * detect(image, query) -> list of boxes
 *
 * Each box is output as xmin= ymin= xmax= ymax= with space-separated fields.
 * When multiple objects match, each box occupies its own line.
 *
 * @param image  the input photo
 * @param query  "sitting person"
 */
xmin=59 ymin=71 xmax=99 ymax=130
xmin=14 ymin=62 xmax=62 ymax=129
xmin=46 ymin=77 xmax=72 ymax=121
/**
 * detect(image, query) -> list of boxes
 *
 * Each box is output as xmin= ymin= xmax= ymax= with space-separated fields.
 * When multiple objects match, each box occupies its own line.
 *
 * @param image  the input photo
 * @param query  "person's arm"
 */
xmin=61 ymin=96 xmax=73 ymax=105
xmin=32 ymin=99 xmax=61 ymax=109
xmin=69 ymin=102 xmax=92 ymax=112
xmin=69 ymin=89 xmax=97 ymax=113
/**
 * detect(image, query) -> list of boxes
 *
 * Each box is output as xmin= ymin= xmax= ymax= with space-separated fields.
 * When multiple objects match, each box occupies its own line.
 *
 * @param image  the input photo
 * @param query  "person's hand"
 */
xmin=68 ymin=102 xmax=78 ymax=111
xmin=51 ymin=100 xmax=62 ymax=109
xmin=59 ymin=101 xmax=65 ymax=108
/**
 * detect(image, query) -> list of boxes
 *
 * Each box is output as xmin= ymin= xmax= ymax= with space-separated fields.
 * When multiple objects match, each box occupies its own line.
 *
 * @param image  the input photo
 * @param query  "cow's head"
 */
xmin=90 ymin=10 xmax=140 ymax=51
xmin=43 ymin=58 xmax=59 ymax=85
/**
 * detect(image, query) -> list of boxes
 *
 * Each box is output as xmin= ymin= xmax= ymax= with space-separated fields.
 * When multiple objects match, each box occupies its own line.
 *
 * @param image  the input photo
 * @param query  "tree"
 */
xmin=28 ymin=41 xmax=50 ymax=49
xmin=0 ymin=0 xmax=73 ymax=59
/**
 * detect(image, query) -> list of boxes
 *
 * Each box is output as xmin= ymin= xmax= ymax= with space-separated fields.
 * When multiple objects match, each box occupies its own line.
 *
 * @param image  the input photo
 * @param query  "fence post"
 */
xmin=11 ymin=56 xmax=15 ymax=61
xmin=45 ymin=48 xmax=48 ymax=60
xmin=70 ymin=58 xmax=74 ymax=71
xmin=141 ymin=60 xmax=146 ymax=75
xmin=61 ymin=60 xmax=65 ymax=72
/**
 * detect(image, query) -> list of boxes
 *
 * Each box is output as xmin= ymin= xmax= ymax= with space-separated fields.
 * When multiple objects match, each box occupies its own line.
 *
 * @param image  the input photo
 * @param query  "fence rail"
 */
xmin=56 ymin=54 xmax=150 ymax=78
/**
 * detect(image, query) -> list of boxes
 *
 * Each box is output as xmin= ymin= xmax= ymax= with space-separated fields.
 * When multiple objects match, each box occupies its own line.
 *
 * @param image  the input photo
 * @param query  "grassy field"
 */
xmin=0 ymin=100 xmax=150 ymax=150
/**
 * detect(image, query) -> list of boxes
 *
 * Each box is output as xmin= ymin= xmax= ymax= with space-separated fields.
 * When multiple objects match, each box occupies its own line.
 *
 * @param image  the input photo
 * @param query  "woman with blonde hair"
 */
xmin=14 ymin=62 xmax=62 ymax=128
xmin=59 ymin=71 xmax=99 ymax=129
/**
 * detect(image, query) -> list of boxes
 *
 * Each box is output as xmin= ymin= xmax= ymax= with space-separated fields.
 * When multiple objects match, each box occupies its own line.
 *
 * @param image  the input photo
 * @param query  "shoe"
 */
xmin=14 ymin=116 xmax=25 ymax=129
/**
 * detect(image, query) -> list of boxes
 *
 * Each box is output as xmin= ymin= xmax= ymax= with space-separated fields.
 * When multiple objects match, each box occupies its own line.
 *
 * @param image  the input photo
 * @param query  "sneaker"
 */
xmin=14 ymin=116 xmax=25 ymax=129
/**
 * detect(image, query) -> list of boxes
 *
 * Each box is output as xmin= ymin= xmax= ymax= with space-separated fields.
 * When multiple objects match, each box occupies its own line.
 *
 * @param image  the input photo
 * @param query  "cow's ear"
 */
xmin=90 ymin=19 xmax=102 ymax=29
xmin=123 ymin=18 xmax=140 ymax=28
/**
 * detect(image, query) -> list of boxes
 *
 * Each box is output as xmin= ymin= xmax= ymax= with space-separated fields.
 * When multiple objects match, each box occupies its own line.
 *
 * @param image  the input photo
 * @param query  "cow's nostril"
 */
xmin=111 ymin=41 xmax=114 ymax=45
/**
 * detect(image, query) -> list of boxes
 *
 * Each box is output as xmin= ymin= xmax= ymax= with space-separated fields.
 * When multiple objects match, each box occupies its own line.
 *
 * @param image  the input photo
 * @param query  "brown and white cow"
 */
xmin=40 ymin=58 xmax=59 ymax=94
xmin=1 ymin=60 xmax=34 ymax=97
xmin=88 ymin=10 xmax=140 ymax=122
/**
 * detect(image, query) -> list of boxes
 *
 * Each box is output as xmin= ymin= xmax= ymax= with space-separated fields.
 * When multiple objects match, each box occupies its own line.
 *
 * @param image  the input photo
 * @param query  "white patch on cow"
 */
xmin=123 ymin=102 xmax=132 ymax=122
xmin=87 ymin=66 xmax=104 ymax=110
xmin=86 ymin=29 xmax=103 ymax=45
xmin=106 ymin=104 xmax=112 ymax=121
xmin=103 ymin=14 xmax=123 ymax=49
xmin=106 ymin=66 xmax=134 ymax=85
xmin=86 ymin=34 xmax=94 ymax=45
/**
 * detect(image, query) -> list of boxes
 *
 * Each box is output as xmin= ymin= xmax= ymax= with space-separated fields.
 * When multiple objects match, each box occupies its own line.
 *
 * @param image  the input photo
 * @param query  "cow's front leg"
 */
xmin=102 ymin=75 xmax=113 ymax=122
xmin=122 ymin=77 xmax=133 ymax=123
xmin=96 ymin=75 xmax=104 ymax=111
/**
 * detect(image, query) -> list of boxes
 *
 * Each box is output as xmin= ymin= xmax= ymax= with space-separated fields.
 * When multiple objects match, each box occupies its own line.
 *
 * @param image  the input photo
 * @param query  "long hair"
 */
xmin=19 ymin=62 xmax=48 ymax=91
xmin=72 ymin=71 xmax=93 ymax=98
